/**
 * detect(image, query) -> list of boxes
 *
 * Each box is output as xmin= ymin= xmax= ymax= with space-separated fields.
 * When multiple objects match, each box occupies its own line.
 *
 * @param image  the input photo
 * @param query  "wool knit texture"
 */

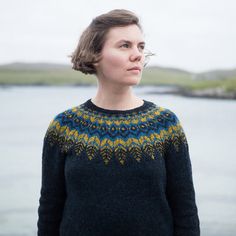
xmin=37 ymin=99 xmax=200 ymax=236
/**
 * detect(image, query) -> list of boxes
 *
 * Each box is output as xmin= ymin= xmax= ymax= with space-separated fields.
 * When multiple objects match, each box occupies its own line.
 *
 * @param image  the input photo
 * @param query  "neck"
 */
xmin=91 ymin=81 xmax=143 ymax=110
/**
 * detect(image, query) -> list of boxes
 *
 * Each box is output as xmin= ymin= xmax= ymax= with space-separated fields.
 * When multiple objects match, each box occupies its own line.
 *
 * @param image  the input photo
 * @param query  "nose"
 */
xmin=129 ymin=47 xmax=143 ymax=62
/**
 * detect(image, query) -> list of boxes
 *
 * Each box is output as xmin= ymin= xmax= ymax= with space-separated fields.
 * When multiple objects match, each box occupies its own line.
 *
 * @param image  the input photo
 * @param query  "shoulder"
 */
xmin=149 ymin=102 xmax=181 ymax=126
xmin=150 ymin=102 xmax=188 ymax=145
xmin=44 ymin=104 xmax=85 ymax=142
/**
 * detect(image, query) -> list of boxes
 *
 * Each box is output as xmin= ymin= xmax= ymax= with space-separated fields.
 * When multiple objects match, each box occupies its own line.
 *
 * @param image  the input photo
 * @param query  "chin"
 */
xmin=124 ymin=76 xmax=141 ymax=85
xmin=122 ymin=80 xmax=140 ymax=87
xmin=131 ymin=78 xmax=141 ymax=86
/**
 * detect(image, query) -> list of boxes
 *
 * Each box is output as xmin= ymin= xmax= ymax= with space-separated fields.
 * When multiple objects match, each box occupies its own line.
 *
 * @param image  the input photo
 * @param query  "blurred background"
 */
xmin=0 ymin=0 xmax=236 ymax=235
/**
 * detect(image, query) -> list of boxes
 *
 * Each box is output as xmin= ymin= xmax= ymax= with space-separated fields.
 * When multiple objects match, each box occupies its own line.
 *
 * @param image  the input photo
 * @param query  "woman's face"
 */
xmin=95 ymin=24 xmax=145 ymax=86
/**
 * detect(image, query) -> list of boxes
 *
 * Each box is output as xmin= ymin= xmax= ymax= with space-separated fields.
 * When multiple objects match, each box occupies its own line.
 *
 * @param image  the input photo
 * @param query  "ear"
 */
xmin=93 ymin=54 xmax=102 ymax=68
xmin=93 ymin=62 xmax=99 ymax=67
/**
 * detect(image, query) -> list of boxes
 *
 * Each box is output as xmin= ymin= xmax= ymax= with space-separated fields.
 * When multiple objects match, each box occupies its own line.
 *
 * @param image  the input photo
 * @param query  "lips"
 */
xmin=127 ymin=66 xmax=141 ymax=72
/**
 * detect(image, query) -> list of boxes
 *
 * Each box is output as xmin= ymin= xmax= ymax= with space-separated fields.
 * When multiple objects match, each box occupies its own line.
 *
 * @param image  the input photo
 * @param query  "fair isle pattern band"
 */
xmin=45 ymin=104 xmax=187 ymax=165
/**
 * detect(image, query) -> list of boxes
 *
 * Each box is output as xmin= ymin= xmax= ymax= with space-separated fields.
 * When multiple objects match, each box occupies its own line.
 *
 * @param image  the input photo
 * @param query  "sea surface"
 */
xmin=0 ymin=85 xmax=236 ymax=236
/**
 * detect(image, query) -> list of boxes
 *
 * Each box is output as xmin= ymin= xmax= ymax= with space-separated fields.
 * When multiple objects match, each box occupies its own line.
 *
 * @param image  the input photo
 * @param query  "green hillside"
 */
xmin=0 ymin=62 xmax=236 ymax=98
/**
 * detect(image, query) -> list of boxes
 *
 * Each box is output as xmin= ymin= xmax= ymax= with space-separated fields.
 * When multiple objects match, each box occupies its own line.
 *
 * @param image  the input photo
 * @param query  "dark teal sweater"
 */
xmin=37 ymin=99 xmax=200 ymax=236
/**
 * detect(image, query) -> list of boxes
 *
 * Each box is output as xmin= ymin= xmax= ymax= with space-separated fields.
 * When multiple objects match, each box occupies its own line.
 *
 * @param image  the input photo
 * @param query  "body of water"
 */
xmin=0 ymin=86 xmax=236 ymax=235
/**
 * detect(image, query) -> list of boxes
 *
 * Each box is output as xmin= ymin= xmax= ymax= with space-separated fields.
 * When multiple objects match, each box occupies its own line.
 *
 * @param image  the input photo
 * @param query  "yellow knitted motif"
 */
xmin=45 ymin=106 xmax=187 ymax=165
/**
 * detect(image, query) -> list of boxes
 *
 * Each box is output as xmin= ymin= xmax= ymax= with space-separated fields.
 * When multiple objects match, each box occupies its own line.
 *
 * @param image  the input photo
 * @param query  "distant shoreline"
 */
xmin=144 ymin=85 xmax=236 ymax=100
xmin=1 ymin=84 xmax=236 ymax=100
xmin=1 ymin=62 xmax=236 ymax=100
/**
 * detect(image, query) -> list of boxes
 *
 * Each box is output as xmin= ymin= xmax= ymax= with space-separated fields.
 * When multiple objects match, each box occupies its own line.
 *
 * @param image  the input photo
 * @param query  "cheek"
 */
xmin=102 ymin=51 xmax=126 ymax=69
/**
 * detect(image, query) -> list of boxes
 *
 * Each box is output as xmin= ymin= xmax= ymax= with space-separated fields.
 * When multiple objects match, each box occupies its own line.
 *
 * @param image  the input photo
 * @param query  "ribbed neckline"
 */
xmin=83 ymin=98 xmax=153 ymax=115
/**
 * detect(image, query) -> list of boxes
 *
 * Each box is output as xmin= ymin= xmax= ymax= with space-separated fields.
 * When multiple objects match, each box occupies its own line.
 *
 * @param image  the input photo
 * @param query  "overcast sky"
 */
xmin=1 ymin=0 xmax=235 ymax=72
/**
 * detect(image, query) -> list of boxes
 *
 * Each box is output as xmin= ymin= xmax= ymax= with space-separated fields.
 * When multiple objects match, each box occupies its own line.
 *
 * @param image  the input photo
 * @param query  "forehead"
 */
xmin=104 ymin=24 xmax=144 ymax=44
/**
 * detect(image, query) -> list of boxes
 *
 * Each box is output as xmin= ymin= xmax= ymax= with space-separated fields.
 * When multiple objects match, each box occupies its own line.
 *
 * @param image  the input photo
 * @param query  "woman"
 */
xmin=37 ymin=9 xmax=200 ymax=236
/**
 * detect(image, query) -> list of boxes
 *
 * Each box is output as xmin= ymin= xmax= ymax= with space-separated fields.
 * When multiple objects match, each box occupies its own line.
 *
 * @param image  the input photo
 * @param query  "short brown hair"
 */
xmin=70 ymin=9 xmax=142 ymax=74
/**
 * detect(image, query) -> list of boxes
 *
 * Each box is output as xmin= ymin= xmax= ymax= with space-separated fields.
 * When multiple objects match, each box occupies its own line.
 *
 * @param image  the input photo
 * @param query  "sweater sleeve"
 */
xmin=165 ymin=113 xmax=200 ymax=236
xmin=37 ymin=118 xmax=66 ymax=236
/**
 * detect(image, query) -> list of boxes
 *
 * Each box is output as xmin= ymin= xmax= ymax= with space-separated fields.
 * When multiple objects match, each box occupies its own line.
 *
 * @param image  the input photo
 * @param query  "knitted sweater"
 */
xmin=37 ymin=99 xmax=200 ymax=236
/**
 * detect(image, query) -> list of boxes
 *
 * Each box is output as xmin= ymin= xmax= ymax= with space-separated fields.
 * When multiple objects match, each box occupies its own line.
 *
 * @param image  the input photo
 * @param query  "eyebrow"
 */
xmin=116 ymin=40 xmax=145 ymax=45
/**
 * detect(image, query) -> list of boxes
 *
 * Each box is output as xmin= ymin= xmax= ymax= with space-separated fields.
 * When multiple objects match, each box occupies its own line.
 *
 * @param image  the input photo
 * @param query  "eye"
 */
xmin=139 ymin=44 xmax=145 ymax=51
xmin=120 ymin=43 xmax=129 ymax=48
